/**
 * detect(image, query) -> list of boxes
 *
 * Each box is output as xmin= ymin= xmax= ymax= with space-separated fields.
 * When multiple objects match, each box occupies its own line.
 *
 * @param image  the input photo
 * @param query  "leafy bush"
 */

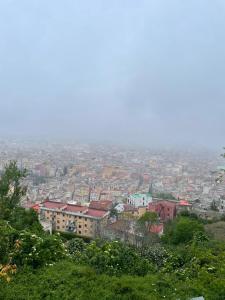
xmin=67 ymin=238 xmax=86 ymax=255
xmin=11 ymin=232 xmax=67 ymax=268
xmin=163 ymin=216 xmax=205 ymax=245
xmin=0 ymin=221 xmax=17 ymax=264
xmin=67 ymin=239 xmax=153 ymax=276
xmin=139 ymin=245 xmax=169 ymax=269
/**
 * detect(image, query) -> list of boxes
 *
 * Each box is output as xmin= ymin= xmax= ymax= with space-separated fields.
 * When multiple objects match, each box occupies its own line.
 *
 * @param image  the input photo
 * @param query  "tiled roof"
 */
xmin=64 ymin=204 xmax=87 ymax=213
xmin=41 ymin=200 xmax=107 ymax=219
xmin=42 ymin=201 xmax=66 ymax=209
xmin=85 ymin=208 xmax=108 ymax=218
xmin=179 ymin=200 xmax=191 ymax=206
xmin=89 ymin=200 xmax=113 ymax=211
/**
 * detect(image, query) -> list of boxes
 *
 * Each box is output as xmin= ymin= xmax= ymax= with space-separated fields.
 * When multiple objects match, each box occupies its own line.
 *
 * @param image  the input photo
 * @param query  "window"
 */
xmin=57 ymin=226 xmax=60 ymax=229
xmin=85 ymin=218 xmax=87 ymax=221
xmin=57 ymin=220 xmax=60 ymax=224
xmin=79 ymin=231 xmax=81 ymax=234
xmin=79 ymin=225 xmax=82 ymax=228
xmin=85 ymin=224 xmax=87 ymax=227
xmin=62 ymin=220 xmax=65 ymax=222
xmin=79 ymin=216 xmax=81 ymax=219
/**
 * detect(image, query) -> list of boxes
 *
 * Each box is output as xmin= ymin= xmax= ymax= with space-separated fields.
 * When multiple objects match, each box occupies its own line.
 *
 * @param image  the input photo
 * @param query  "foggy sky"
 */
xmin=0 ymin=0 xmax=225 ymax=149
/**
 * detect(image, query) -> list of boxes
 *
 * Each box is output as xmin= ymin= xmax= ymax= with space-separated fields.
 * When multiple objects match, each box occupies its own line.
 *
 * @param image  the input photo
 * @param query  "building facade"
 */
xmin=39 ymin=200 xmax=109 ymax=238
xmin=148 ymin=200 xmax=177 ymax=222
xmin=127 ymin=193 xmax=153 ymax=207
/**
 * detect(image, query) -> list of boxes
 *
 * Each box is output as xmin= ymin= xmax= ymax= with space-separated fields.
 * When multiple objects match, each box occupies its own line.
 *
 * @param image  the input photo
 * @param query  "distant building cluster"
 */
xmin=1 ymin=139 xmax=225 ymax=241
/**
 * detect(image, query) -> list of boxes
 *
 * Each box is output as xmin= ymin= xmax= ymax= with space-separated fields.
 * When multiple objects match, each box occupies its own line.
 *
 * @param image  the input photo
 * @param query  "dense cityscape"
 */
xmin=1 ymin=139 xmax=225 ymax=299
xmin=0 ymin=138 xmax=224 ymax=239
xmin=0 ymin=139 xmax=224 ymax=210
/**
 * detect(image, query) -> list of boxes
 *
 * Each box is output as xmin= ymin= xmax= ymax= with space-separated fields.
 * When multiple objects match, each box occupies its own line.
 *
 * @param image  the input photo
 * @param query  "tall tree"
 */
xmin=0 ymin=161 xmax=27 ymax=220
xmin=136 ymin=212 xmax=158 ymax=246
xmin=137 ymin=211 xmax=158 ymax=233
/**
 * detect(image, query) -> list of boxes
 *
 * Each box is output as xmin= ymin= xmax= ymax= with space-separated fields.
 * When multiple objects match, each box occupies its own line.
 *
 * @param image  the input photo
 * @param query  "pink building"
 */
xmin=148 ymin=201 xmax=177 ymax=222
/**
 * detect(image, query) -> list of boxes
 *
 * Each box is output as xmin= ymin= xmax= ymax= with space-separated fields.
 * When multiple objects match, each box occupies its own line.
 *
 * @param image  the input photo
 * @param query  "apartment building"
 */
xmin=39 ymin=200 xmax=109 ymax=238
xmin=148 ymin=200 xmax=177 ymax=222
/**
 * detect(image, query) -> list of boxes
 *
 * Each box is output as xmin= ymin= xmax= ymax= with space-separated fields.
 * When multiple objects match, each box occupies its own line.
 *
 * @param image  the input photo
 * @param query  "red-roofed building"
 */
xmin=39 ymin=200 xmax=109 ymax=238
xmin=85 ymin=208 xmax=108 ymax=218
xmin=148 ymin=201 xmax=177 ymax=222
xmin=176 ymin=199 xmax=192 ymax=213
xmin=179 ymin=200 xmax=191 ymax=206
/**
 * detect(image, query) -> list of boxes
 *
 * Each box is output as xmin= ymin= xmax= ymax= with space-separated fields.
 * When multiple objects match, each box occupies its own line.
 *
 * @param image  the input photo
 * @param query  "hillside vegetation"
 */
xmin=0 ymin=162 xmax=225 ymax=300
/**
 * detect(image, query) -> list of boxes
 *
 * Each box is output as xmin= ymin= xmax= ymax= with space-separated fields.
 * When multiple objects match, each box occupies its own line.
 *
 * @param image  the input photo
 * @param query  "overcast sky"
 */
xmin=0 ymin=0 xmax=225 ymax=149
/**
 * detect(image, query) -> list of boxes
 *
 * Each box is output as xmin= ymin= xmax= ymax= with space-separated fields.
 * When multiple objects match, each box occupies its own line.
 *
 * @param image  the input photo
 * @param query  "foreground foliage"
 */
xmin=1 ymin=162 xmax=225 ymax=299
xmin=0 ymin=258 xmax=225 ymax=300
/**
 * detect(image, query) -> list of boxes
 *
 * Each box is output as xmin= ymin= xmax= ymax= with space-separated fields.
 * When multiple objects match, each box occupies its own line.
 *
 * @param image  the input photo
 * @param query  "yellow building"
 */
xmin=39 ymin=201 xmax=109 ymax=238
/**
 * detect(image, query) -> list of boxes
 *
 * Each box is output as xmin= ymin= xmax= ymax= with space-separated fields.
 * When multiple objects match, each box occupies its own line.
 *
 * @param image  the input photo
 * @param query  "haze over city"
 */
xmin=2 ymin=2 xmax=225 ymax=299
xmin=0 ymin=0 xmax=225 ymax=149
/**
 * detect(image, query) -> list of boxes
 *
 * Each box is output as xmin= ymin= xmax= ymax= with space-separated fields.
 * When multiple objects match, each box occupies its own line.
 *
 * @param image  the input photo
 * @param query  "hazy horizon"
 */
xmin=0 ymin=1 xmax=225 ymax=150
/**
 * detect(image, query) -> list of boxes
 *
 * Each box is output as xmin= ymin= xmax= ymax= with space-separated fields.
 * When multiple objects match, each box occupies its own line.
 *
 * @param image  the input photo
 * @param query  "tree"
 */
xmin=137 ymin=211 xmax=158 ymax=233
xmin=11 ymin=231 xmax=67 ymax=268
xmin=0 ymin=220 xmax=17 ymax=264
xmin=83 ymin=240 xmax=152 ymax=276
xmin=163 ymin=217 xmax=205 ymax=245
xmin=0 ymin=161 xmax=42 ymax=233
xmin=136 ymin=212 xmax=158 ymax=246
xmin=0 ymin=161 xmax=26 ymax=220
xmin=9 ymin=207 xmax=43 ymax=233
xmin=109 ymin=207 xmax=118 ymax=218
